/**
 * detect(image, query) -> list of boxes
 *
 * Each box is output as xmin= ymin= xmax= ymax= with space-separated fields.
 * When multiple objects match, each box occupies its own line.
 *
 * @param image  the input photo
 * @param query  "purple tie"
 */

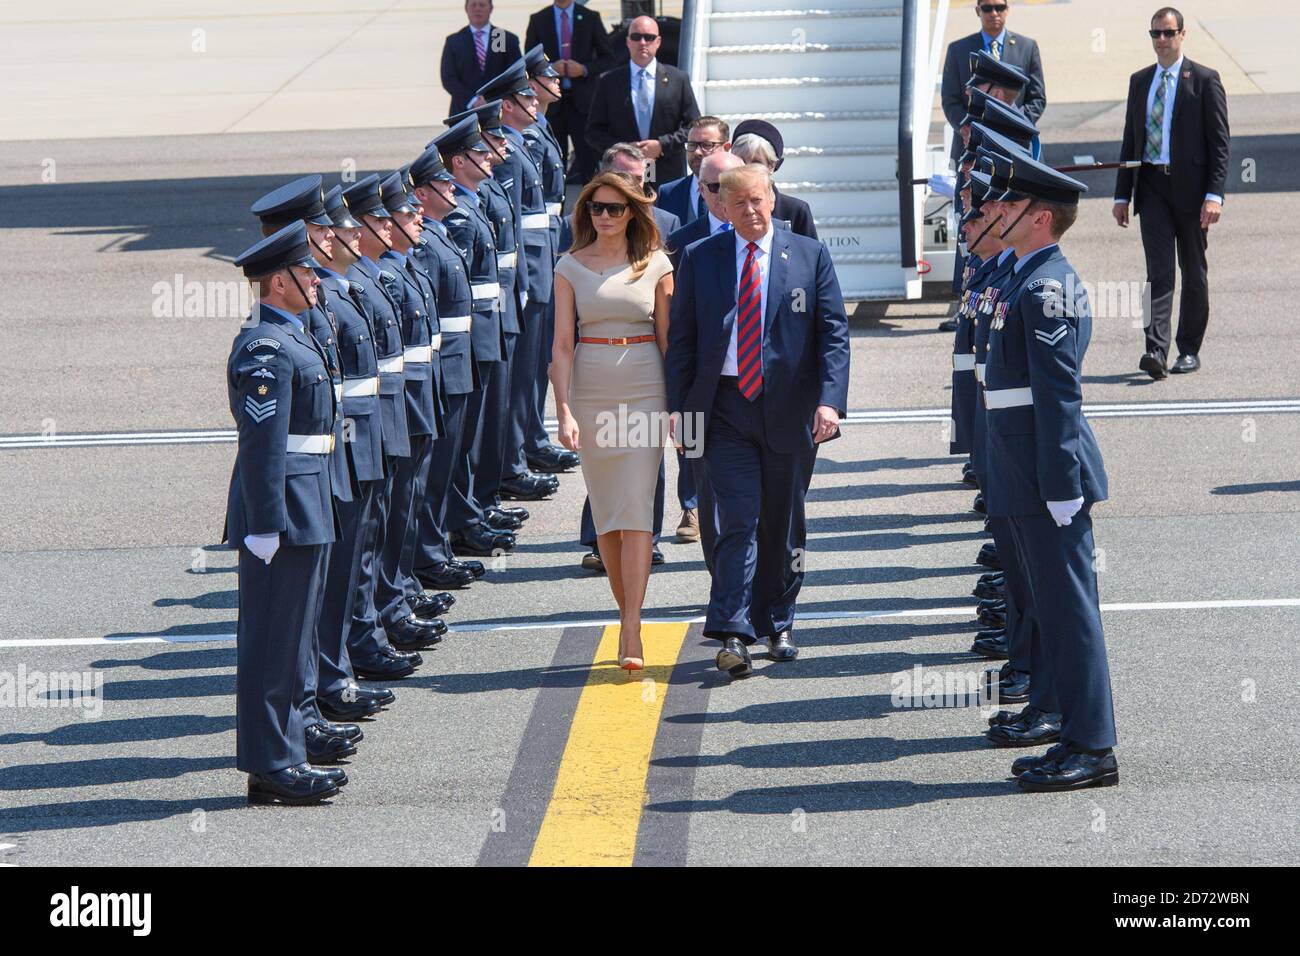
xmin=474 ymin=29 xmax=487 ymax=71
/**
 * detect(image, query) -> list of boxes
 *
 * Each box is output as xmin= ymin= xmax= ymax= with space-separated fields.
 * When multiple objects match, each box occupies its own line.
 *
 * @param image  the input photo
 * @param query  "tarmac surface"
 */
xmin=1 ymin=5 xmax=1299 ymax=867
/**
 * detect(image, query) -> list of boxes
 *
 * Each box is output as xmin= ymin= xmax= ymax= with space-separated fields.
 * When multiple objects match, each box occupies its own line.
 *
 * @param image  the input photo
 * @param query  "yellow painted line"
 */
xmin=528 ymin=622 xmax=691 ymax=867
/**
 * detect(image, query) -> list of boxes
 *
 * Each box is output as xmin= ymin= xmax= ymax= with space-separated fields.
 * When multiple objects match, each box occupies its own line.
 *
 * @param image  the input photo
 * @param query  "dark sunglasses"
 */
xmin=587 ymin=201 xmax=628 ymax=218
xmin=979 ymin=3 xmax=1007 ymax=12
xmin=628 ymin=32 xmax=658 ymax=42
xmin=685 ymin=140 xmax=725 ymax=153
xmin=1149 ymin=28 xmax=1181 ymax=38
xmin=700 ymin=180 xmax=722 ymax=194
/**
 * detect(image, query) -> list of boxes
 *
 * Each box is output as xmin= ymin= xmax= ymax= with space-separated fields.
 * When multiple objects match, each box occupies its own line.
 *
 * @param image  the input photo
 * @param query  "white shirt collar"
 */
xmin=736 ymin=224 xmax=774 ymax=257
xmin=1156 ymin=55 xmax=1184 ymax=79
xmin=633 ymin=58 xmax=658 ymax=81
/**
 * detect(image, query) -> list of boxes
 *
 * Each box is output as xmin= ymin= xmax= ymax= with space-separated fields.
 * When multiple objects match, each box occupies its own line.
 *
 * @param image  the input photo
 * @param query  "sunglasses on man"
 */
xmin=587 ymin=201 xmax=628 ymax=218
xmin=628 ymin=32 xmax=658 ymax=42
xmin=1148 ymin=28 xmax=1181 ymax=38
xmin=979 ymin=4 xmax=1007 ymax=13
xmin=700 ymin=180 xmax=722 ymax=195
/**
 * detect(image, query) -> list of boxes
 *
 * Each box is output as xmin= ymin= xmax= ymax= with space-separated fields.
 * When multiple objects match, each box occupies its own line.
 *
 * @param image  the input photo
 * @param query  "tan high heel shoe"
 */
xmin=618 ymin=629 xmax=644 ymax=671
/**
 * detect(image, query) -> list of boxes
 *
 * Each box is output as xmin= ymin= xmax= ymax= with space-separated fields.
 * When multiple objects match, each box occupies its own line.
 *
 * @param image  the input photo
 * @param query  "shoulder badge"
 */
xmin=245 ymin=337 xmax=281 ymax=352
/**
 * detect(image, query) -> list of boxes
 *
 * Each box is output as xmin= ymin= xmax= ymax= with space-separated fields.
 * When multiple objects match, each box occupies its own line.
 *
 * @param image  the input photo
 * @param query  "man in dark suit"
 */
xmin=729 ymin=119 xmax=817 ymax=239
xmin=656 ymin=116 xmax=731 ymax=226
xmin=666 ymin=164 xmax=849 ymax=680
xmin=585 ymin=16 xmax=701 ymax=186
xmin=440 ymin=0 xmax=523 ymax=116
xmin=1114 ymin=7 xmax=1228 ymax=378
xmin=941 ymin=0 xmax=1046 ymax=164
xmin=525 ymin=0 xmax=612 ymax=183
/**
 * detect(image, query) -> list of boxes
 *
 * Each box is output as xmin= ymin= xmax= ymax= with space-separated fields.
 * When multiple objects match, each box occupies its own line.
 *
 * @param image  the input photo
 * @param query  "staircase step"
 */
xmin=816 ymin=214 xmax=901 ymax=254
xmin=780 ymin=143 xmax=897 ymax=181
xmin=703 ymin=75 xmax=898 ymax=114
xmin=840 ymin=286 xmax=910 ymax=301
xmin=708 ymin=8 xmax=903 ymax=46
xmin=705 ymin=41 xmax=901 ymax=79
xmin=713 ymin=0 xmax=901 ymax=12
xmin=779 ymin=180 xmax=898 ymax=217
xmin=715 ymin=109 xmax=898 ymax=147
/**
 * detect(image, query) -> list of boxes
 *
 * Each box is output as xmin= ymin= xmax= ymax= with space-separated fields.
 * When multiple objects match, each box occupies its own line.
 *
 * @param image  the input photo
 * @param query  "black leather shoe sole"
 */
xmin=307 ymin=742 xmax=357 ymax=763
xmin=527 ymin=456 xmax=578 ymax=474
xmin=319 ymin=701 xmax=380 ymax=722
xmin=499 ymin=484 xmax=555 ymax=501
xmin=716 ymin=649 xmax=753 ymax=678
xmin=1018 ymin=767 xmax=1119 ymax=791
xmin=986 ymin=725 xmax=1061 ymax=748
xmin=352 ymin=660 xmax=416 ymax=680
xmin=451 ymin=539 xmax=512 ymax=557
xmin=1169 ymin=357 xmax=1199 ymax=374
xmin=1139 ymin=353 xmax=1167 ymax=380
xmin=971 ymin=640 xmax=1009 ymax=660
xmin=248 ymin=782 xmax=339 ymax=806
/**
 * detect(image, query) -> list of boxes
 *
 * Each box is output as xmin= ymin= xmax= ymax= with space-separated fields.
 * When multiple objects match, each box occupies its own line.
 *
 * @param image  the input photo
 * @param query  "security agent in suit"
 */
xmin=409 ymin=147 xmax=487 ymax=592
xmin=940 ymin=0 xmax=1046 ymax=164
xmin=978 ymin=153 xmax=1119 ymax=791
xmin=472 ymin=65 xmax=562 ymax=503
xmin=521 ymin=44 xmax=581 ymax=475
xmin=248 ymin=178 xmax=389 ymax=745
xmin=433 ymin=116 xmax=518 ymax=559
xmin=729 ymin=120 xmax=817 ymax=240
xmin=226 ymin=222 xmax=345 ymax=805
xmin=665 ymin=164 xmax=850 ymax=679
xmin=440 ymin=0 xmax=523 ymax=116
xmin=1114 ymin=10 xmax=1229 ymax=378
xmin=584 ymin=16 xmax=701 ymax=185
xmin=373 ymin=171 xmax=453 ymax=647
xmin=341 ymin=175 xmax=446 ymax=652
xmin=524 ymin=0 xmax=612 ymax=183
xmin=656 ymin=115 xmax=732 ymax=226
xmin=314 ymin=186 xmax=428 ymax=689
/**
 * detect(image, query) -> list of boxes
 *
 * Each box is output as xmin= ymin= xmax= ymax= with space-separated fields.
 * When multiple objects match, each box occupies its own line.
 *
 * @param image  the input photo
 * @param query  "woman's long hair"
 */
xmin=569 ymin=171 xmax=661 ymax=281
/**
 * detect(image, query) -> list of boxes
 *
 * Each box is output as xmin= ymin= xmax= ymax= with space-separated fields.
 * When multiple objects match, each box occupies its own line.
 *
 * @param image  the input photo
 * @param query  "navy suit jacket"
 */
xmin=656 ymin=173 xmax=700 ymax=224
xmin=585 ymin=62 xmax=701 ymax=183
xmin=440 ymin=25 xmax=523 ymax=116
xmin=941 ymin=31 xmax=1046 ymax=159
xmin=524 ymin=4 xmax=612 ymax=113
xmin=665 ymin=216 xmax=789 ymax=272
xmin=666 ymin=228 xmax=850 ymax=456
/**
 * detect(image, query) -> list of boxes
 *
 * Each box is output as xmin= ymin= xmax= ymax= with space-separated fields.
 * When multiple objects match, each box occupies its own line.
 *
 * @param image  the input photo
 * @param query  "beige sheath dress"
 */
xmin=557 ymin=249 xmax=672 ymax=535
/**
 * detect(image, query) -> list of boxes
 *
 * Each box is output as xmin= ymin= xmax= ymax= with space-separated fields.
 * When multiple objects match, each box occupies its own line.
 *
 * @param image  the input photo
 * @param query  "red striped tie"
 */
xmin=736 ymin=241 xmax=763 ymax=400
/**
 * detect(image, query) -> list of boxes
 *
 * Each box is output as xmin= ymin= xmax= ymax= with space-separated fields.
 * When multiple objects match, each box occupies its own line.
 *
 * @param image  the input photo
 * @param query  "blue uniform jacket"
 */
xmin=505 ymin=126 xmax=554 ymax=305
xmin=443 ymin=192 xmax=504 ymax=363
xmin=524 ymin=119 xmax=566 ymax=254
xmin=348 ymin=259 xmax=411 ymax=459
xmin=302 ymin=288 xmax=354 ymax=503
xmin=315 ymin=269 xmax=385 ymax=483
xmin=666 ymin=228 xmax=850 ymax=455
xmin=480 ymin=176 xmax=522 ymax=335
xmin=970 ymin=251 xmax=1017 ymax=482
xmin=950 ymin=254 xmax=990 ymax=456
xmin=413 ymin=225 xmax=478 ymax=397
xmin=379 ymin=249 xmax=443 ymax=438
xmin=225 ymin=305 xmax=338 ymax=546
xmin=983 ymin=245 xmax=1109 ymax=516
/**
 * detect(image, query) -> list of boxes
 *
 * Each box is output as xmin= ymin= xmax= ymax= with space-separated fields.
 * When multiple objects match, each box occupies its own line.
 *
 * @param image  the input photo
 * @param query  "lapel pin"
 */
xmin=780 ymin=250 xmax=789 ymax=259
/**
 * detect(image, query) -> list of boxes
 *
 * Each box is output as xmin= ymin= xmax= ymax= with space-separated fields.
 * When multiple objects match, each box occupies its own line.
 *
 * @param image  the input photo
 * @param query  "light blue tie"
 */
xmin=635 ymin=68 xmax=652 ymax=140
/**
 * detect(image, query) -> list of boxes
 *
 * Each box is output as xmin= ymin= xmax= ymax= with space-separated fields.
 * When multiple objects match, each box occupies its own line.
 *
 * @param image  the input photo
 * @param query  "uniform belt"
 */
xmin=975 ymin=362 xmax=986 ymax=383
xmin=342 ymin=376 xmax=380 ymax=398
xmin=471 ymin=282 xmax=500 ymax=301
xmin=952 ymin=354 xmax=976 ymax=372
xmin=441 ymin=316 xmax=472 ymax=333
xmin=546 ymin=202 xmax=563 ymax=216
xmin=333 ymin=382 xmax=343 ymax=402
xmin=579 ymin=335 xmax=657 ymax=346
xmin=984 ymin=386 xmax=1033 ymax=409
xmin=377 ymin=355 xmax=405 ymax=374
xmin=521 ymin=213 xmax=550 ymax=230
xmin=496 ymin=251 xmax=518 ymax=269
xmin=404 ymin=345 xmax=434 ymax=364
xmin=286 ymin=433 xmax=335 ymax=454
xmin=429 ymin=333 xmax=442 ymax=352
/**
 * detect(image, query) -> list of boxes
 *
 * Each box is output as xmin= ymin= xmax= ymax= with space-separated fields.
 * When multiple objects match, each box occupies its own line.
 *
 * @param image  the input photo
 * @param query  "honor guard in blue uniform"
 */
xmin=975 ymin=151 xmax=1118 ymax=791
xmin=521 ymin=44 xmax=580 ymax=474
xmin=248 ymin=177 xmax=386 ymax=747
xmin=476 ymin=61 xmax=565 ymax=500
xmin=226 ymin=222 xmax=346 ymax=806
xmin=341 ymin=175 xmax=447 ymax=651
xmin=432 ymin=116 xmax=518 ymax=559
xmin=314 ymin=185 xmax=426 ymax=689
xmin=374 ymin=170 xmax=457 ymax=637
xmin=408 ymin=146 xmax=495 ymax=590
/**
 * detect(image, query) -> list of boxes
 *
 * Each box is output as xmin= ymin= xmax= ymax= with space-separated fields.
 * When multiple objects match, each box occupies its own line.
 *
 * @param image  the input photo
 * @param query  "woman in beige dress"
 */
xmin=550 ymin=172 xmax=674 ymax=670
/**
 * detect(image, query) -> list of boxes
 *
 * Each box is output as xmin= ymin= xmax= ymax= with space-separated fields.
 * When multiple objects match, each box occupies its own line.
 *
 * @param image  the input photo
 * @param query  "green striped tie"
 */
xmin=1145 ymin=70 xmax=1171 ymax=162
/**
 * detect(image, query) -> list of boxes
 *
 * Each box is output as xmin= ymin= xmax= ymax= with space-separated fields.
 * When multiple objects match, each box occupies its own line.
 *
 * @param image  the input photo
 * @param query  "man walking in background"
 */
xmin=441 ymin=0 xmax=522 ymax=117
xmin=1114 ymin=7 xmax=1229 ymax=379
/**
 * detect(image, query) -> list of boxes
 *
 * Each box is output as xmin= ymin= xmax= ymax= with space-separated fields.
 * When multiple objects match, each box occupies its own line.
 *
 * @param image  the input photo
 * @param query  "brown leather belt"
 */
xmin=578 ymin=335 xmax=656 ymax=346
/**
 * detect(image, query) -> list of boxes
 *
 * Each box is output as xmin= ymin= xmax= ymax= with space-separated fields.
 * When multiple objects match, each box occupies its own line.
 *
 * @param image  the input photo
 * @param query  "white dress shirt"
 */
xmin=688 ymin=175 xmax=702 ymax=220
xmin=706 ymin=211 xmax=730 ymax=234
xmin=723 ymin=226 xmax=774 ymax=376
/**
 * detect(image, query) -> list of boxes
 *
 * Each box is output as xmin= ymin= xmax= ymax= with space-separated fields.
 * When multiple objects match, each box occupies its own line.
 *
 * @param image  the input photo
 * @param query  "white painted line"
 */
xmin=4 ymin=399 xmax=1299 ymax=450
xmin=2 ymin=598 xmax=1296 ymax=648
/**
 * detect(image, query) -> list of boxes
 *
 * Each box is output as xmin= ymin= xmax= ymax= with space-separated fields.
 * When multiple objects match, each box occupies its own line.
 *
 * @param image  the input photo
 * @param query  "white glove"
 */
xmin=1045 ymin=498 xmax=1085 ymax=527
xmin=244 ymin=532 xmax=280 ymax=564
xmin=928 ymin=173 xmax=956 ymax=199
xmin=520 ymin=290 xmax=529 ymax=311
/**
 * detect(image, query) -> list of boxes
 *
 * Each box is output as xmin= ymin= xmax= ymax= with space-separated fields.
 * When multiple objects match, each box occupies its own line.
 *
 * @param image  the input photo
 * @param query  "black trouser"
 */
xmin=549 ymin=95 xmax=597 ymax=182
xmin=1139 ymin=164 xmax=1210 ymax=361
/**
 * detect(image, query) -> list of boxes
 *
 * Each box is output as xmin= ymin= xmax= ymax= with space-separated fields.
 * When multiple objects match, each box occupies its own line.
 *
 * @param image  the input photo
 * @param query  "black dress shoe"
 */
xmin=976 ymin=542 xmax=1000 ymax=570
xmin=1170 ymin=353 xmax=1200 ymax=374
xmin=979 ymin=570 xmax=1004 ymax=584
xmin=410 ymin=590 xmax=454 ymax=618
xmin=986 ymin=707 xmax=1061 ymax=747
xmin=499 ymin=474 xmax=555 ymax=501
xmin=973 ymin=578 xmax=1004 ymax=600
xmin=484 ymin=507 xmax=524 ymax=531
xmin=528 ymin=446 xmax=580 ymax=473
xmin=937 ymin=317 xmax=959 ymax=332
xmin=987 ymin=708 xmax=1024 ymax=727
xmin=716 ymin=637 xmax=753 ymax=678
xmin=767 ymin=631 xmax=798 ymax=662
xmin=961 ymin=470 xmax=979 ymax=489
xmin=1139 ymin=352 xmax=1168 ymax=380
xmin=581 ymin=551 xmax=605 ymax=573
xmin=453 ymin=558 xmax=487 ymax=578
xmin=298 ymin=762 xmax=349 ymax=787
xmin=985 ymin=664 xmax=1030 ymax=703
xmin=651 ymin=546 xmax=664 ymax=566
xmin=349 ymin=683 xmax=395 ymax=707
xmin=318 ymin=690 xmax=382 ymax=721
xmin=452 ymin=526 xmax=514 ymax=556
xmin=495 ymin=505 xmax=530 ymax=522
xmin=978 ymin=606 xmax=1007 ymax=630
xmin=1012 ymin=742 xmax=1069 ymax=776
xmin=387 ymin=613 xmax=444 ymax=650
xmin=247 ymin=766 xmax=338 ymax=806
xmin=977 ymin=598 xmax=1006 ymax=615
xmin=306 ymin=723 xmax=357 ymax=763
xmin=1018 ymin=749 xmax=1119 ymax=791
xmin=972 ymin=493 xmax=987 ymax=516
xmin=971 ymin=630 xmax=1009 ymax=659
xmin=417 ymin=562 xmax=475 ymax=590
xmin=316 ymin=720 xmax=363 ymax=742
xmin=352 ymin=649 xmax=417 ymax=680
